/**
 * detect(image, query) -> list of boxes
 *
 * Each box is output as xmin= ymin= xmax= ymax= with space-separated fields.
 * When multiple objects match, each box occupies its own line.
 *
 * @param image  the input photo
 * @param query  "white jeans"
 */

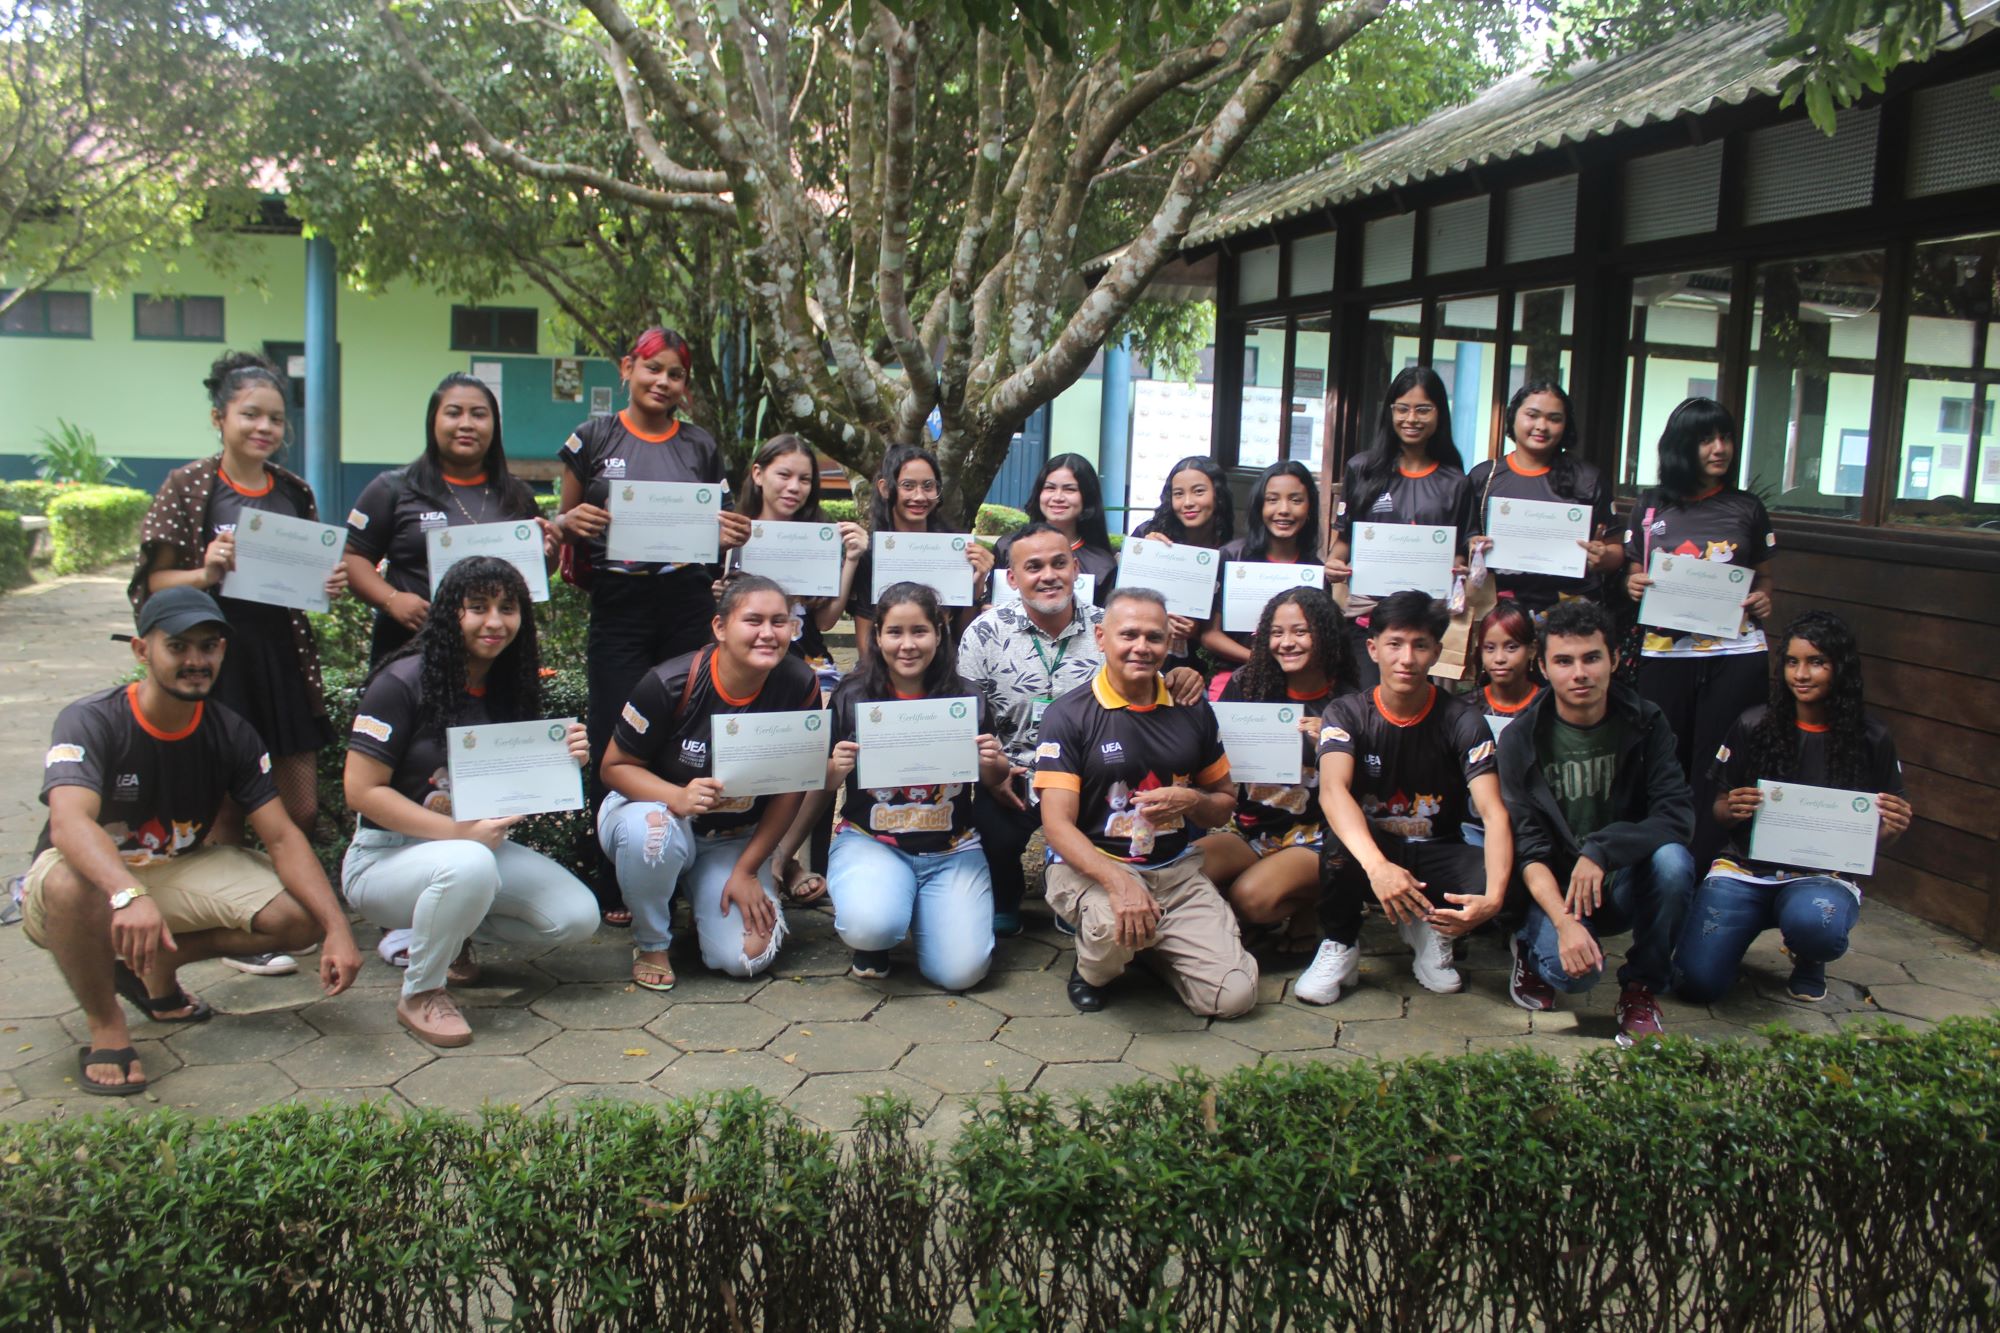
xmin=342 ymin=829 xmax=600 ymax=996
xmin=597 ymin=793 xmax=786 ymax=977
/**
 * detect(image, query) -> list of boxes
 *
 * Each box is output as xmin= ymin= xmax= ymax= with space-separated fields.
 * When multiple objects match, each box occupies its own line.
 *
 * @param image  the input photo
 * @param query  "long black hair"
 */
xmin=1655 ymin=397 xmax=1739 ymax=503
xmin=407 ymin=373 xmax=538 ymax=517
xmin=1747 ymin=610 xmax=1869 ymax=790
xmin=1352 ymin=365 xmax=1462 ymax=510
xmin=373 ymin=556 xmax=541 ymax=738
xmin=858 ymin=581 xmax=969 ymax=701
xmin=1498 ymin=380 xmax=1588 ymax=502
xmin=1241 ymin=460 xmax=1323 ymax=564
xmin=1146 ymin=455 xmax=1235 ymax=546
xmin=870 ymin=443 xmax=949 ymax=533
xmin=1027 ymin=452 xmax=1112 ymax=552
xmin=737 ymin=434 xmax=824 ymax=522
xmin=1233 ymin=586 xmax=1356 ymax=703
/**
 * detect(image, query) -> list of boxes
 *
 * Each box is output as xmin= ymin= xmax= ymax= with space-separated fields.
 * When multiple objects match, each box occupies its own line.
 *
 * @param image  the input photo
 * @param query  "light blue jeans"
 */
xmin=342 ymin=829 xmax=600 ymax=998
xmin=827 ymin=828 xmax=994 ymax=991
xmin=597 ymin=793 xmax=785 ymax=977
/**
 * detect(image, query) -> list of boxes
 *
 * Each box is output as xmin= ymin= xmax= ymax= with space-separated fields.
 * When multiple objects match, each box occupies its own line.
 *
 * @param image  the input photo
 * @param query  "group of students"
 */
xmin=24 ymin=336 xmax=1915 ymax=1090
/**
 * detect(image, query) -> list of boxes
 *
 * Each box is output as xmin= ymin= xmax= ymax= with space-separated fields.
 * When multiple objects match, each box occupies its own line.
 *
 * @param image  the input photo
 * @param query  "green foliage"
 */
xmin=820 ymin=498 xmax=861 ymax=526
xmin=3 ymin=1021 xmax=1997 ymax=1329
xmin=44 ymin=485 xmax=149 ymax=576
xmin=0 ymin=480 xmax=69 ymax=517
xmin=0 ymin=511 xmax=32 ymax=592
xmin=31 ymin=421 xmax=131 ymax=486
xmin=974 ymin=503 xmax=1030 ymax=537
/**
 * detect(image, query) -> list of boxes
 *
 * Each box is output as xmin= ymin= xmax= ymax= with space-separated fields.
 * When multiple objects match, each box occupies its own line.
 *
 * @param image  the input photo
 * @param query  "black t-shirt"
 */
xmin=38 ymin=684 xmax=277 ymax=861
xmin=845 ymin=541 xmax=989 ymax=622
xmin=345 ymin=467 xmax=536 ymax=598
xmin=1317 ymin=686 xmax=1497 ymax=845
xmin=610 ymin=646 xmax=823 ymax=835
xmin=829 ymin=676 xmax=993 ymax=855
xmin=1467 ymin=453 xmax=1617 ymax=613
xmin=1334 ymin=459 xmax=1471 ymax=548
xmin=1709 ymin=705 xmax=1905 ymax=880
xmin=1217 ymin=676 xmax=1354 ymax=848
xmin=1622 ymin=487 xmax=1775 ymax=656
xmin=346 ymin=655 xmax=497 ymax=829
xmin=559 ymin=412 xmax=726 ymax=576
xmin=1032 ymin=669 xmax=1231 ymax=866
xmin=1209 ymin=536 xmax=1318 ymax=651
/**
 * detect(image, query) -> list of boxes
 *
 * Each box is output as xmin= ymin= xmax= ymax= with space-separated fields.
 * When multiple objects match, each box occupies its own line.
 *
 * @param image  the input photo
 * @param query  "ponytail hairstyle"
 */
xmin=859 ymin=581 xmax=968 ymax=701
xmin=1498 ymin=380 xmax=1586 ymax=502
xmin=738 ymin=434 xmax=824 ymax=522
xmin=1027 ymin=452 xmax=1113 ymax=552
xmin=1241 ymin=459 xmax=1323 ymax=564
xmin=1747 ymin=610 xmax=1869 ymax=790
xmin=1147 ymin=455 xmax=1236 ymax=546
xmin=409 ymin=372 xmax=537 ymax=518
xmin=1655 ymin=397 xmax=1739 ymax=504
xmin=1233 ymin=586 xmax=1356 ymax=704
xmin=1353 ymin=365 xmax=1462 ymax=511
xmin=374 ymin=556 xmax=541 ymax=739
xmin=204 ymin=352 xmax=291 ymax=445
xmin=870 ymin=442 xmax=949 ymax=533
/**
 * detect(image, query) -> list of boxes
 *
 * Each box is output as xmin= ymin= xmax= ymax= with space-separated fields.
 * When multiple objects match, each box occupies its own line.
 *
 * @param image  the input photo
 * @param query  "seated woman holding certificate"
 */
xmin=1464 ymin=380 xmax=1620 ymax=616
xmin=341 ymin=558 xmax=599 ymax=1048
xmin=1674 ymin=611 xmax=1912 ymax=1005
xmin=1197 ymin=587 xmax=1359 ymax=952
xmin=343 ymin=372 xmax=552 ymax=666
xmin=599 ymin=576 xmax=823 ymax=988
xmin=818 ymin=583 xmax=1012 ymax=988
xmin=847 ymin=444 xmax=995 ymax=659
xmin=1203 ymin=460 xmax=1340 ymax=677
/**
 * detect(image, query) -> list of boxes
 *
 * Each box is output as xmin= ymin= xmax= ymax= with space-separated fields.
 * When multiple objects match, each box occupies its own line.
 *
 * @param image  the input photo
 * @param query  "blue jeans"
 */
xmin=1672 ymin=874 xmax=1859 ymax=1003
xmin=597 ymin=793 xmax=784 ymax=977
xmin=827 ymin=829 xmax=994 ymax=991
xmin=1517 ymin=844 xmax=1696 ymax=993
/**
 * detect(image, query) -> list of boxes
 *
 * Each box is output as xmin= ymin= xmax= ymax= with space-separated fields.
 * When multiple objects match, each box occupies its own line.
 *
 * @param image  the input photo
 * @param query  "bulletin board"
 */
xmin=466 ymin=355 xmax=624 ymax=459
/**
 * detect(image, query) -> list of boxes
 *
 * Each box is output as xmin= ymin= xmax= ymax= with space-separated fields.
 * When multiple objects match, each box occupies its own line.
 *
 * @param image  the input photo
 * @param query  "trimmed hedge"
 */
xmin=46 ymin=484 xmax=150 ymax=575
xmin=0 ymin=480 xmax=67 ymax=517
xmin=0 ymin=512 xmax=31 ymax=592
xmin=1 ymin=1021 xmax=1995 ymax=1330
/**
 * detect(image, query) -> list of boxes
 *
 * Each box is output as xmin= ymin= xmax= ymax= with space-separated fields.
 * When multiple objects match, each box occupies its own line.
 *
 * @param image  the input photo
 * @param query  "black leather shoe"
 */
xmin=1067 ymin=965 xmax=1106 ymax=1013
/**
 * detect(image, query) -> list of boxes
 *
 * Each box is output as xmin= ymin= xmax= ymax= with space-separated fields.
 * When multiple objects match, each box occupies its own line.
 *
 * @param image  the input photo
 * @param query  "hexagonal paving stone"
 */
xmin=750 ymin=976 xmax=884 ymax=1022
xmin=398 ymin=1056 xmax=556 ymax=1114
xmin=1216 ymin=1002 xmax=1341 ymax=1054
xmin=990 ymin=936 xmax=1061 ymax=973
xmin=868 ymin=995 xmax=1004 ymax=1043
xmin=165 ymin=1011 xmax=318 ymax=1065
xmin=995 ymin=1015 xmax=1132 ymax=1065
xmin=895 ymin=1041 xmax=1041 ymax=1094
xmin=1706 ymin=994 xmax=1840 ymax=1034
xmin=528 ymin=1029 xmax=674 ymax=1083
xmin=783 ymin=1070 xmax=941 ymax=1132
xmin=0 ymin=1018 xmax=77 ymax=1071
xmin=1030 ymin=1060 xmax=1155 ymax=1104
xmin=1826 ymin=951 xmax=1911 ymax=988
xmin=538 ymin=1082 xmax=680 ymax=1116
xmin=1750 ymin=973 xmax=1867 ymax=1010
xmin=278 ymin=1032 xmax=434 ymax=1089
xmin=1902 ymin=954 xmax=2000 ymax=999
xmin=530 ymin=983 xmax=674 ymax=1031
xmin=452 ymin=964 xmax=557 ymax=1009
xmin=535 ymin=937 xmax=640 ymax=984
xmin=651 ymin=1051 xmax=803 ymax=1102
xmin=775 ymin=1021 xmax=909 ymax=1075
xmin=1864 ymin=983 xmax=1978 ymax=1024
xmin=0 ymin=976 xmax=81 ymax=1018
xmin=647 ymin=1002 xmax=789 ymax=1053
xmin=14 ymin=1038 xmax=178 ymax=1099
xmin=973 ymin=966 xmax=1086 ymax=1019
xmin=423 ymin=1007 xmax=560 ymax=1058
xmin=1335 ymin=1020 xmax=1466 ymax=1061
xmin=152 ymin=1061 xmax=301 ymax=1118
xmin=195 ymin=968 xmax=351 ymax=1016
xmin=296 ymin=996 xmax=408 ymax=1036
xmin=0 ymin=1097 xmax=152 ymax=1124
xmin=660 ymin=967 xmax=771 ymax=1004
xmin=1289 ymin=985 xmax=1403 ymax=1021
xmin=1122 ymin=1031 xmax=1260 ymax=1080
xmin=1096 ymin=986 xmax=1211 ymax=1035
xmin=775 ymin=930 xmax=866 ymax=979
xmin=1404 ymin=990 xmax=1534 ymax=1038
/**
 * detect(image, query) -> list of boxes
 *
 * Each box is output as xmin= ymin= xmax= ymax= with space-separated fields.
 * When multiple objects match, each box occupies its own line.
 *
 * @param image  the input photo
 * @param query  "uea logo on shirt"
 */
xmin=604 ymin=457 xmax=627 ymax=476
xmin=115 ymin=773 xmax=140 ymax=795
xmin=352 ymin=715 xmax=393 ymax=743
xmin=680 ymin=737 xmax=707 ymax=763
xmin=1365 ymin=752 xmax=1383 ymax=776
xmin=1099 ymin=740 xmax=1124 ymax=760
xmin=44 ymin=743 xmax=85 ymax=767
xmin=620 ymin=702 xmax=650 ymax=734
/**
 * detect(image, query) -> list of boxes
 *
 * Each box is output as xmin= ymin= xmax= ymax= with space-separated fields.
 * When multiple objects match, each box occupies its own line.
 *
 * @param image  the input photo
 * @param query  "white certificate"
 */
xmin=856 ymin=695 xmax=979 ymax=789
xmin=710 ymin=708 xmax=831 ymax=798
xmin=738 ymin=520 xmax=845 ymax=599
xmin=871 ymin=532 xmax=975 ymax=607
xmin=445 ymin=718 xmax=584 ymax=820
xmin=1348 ymin=523 xmax=1455 ymax=600
xmin=1748 ymin=780 xmax=1881 ymax=877
xmin=427 ymin=521 xmax=551 ymax=602
xmin=1210 ymin=702 xmax=1306 ymax=787
xmin=1222 ymin=562 xmax=1324 ymax=633
xmin=991 ymin=570 xmax=1094 ymax=609
xmin=1116 ymin=540 xmax=1220 ymax=619
xmin=605 ymin=481 xmax=720 ymax=564
xmin=1638 ymin=552 xmax=1750 ymax=641
xmin=1485 ymin=497 xmax=1589 ymax=579
xmin=225 ymin=511 xmax=346 ymax=613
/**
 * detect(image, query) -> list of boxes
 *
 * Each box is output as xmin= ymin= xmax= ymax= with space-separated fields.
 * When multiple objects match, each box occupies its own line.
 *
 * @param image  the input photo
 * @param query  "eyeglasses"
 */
xmin=896 ymin=480 xmax=940 ymax=495
xmin=1390 ymin=404 xmax=1437 ymax=420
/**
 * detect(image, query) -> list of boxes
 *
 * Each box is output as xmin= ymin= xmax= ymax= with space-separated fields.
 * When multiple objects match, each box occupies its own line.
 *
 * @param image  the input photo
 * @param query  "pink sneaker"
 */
xmin=397 ymin=988 xmax=472 ymax=1048
xmin=1615 ymin=983 xmax=1665 ymax=1048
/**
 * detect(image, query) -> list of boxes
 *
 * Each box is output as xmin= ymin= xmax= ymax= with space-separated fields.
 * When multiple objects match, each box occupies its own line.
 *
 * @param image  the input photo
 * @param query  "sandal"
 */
xmin=603 ymin=908 xmax=634 ymax=928
xmin=77 ymin=1045 xmax=148 ymax=1097
xmin=631 ymin=951 xmax=677 ymax=992
xmin=775 ymin=860 xmax=828 ymax=906
xmin=113 ymin=960 xmax=213 ymax=1024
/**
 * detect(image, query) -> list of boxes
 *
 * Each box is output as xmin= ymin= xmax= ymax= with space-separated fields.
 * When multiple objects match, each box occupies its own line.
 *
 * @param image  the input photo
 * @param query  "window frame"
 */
xmin=449 ymin=305 xmax=540 ymax=354
xmin=0 ymin=290 xmax=92 ymax=339
xmin=132 ymin=294 xmax=224 ymax=342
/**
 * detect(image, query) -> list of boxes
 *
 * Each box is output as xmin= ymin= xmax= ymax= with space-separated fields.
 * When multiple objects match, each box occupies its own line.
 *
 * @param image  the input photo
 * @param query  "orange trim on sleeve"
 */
xmin=1032 ymin=772 xmax=1082 ymax=793
xmin=618 ymin=410 xmax=682 ymax=444
xmin=126 ymin=683 xmax=202 ymax=742
xmin=1195 ymin=756 xmax=1232 ymax=787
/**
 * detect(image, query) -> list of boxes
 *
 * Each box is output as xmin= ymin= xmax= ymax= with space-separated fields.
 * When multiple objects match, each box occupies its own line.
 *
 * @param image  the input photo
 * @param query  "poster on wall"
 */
xmin=552 ymin=358 xmax=584 ymax=403
xmin=589 ymin=386 xmax=614 ymax=417
xmin=1238 ymin=386 xmax=1284 ymax=469
xmin=470 ymin=361 xmax=504 ymax=411
xmin=1126 ymin=380 xmax=1214 ymax=534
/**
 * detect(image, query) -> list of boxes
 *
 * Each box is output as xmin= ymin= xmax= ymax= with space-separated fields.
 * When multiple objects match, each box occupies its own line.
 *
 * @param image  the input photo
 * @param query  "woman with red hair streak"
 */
xmin=554 ymin=328 xmax=750 ymax=924
xmin=1465 ymin=602 xmax=1542 ymax=851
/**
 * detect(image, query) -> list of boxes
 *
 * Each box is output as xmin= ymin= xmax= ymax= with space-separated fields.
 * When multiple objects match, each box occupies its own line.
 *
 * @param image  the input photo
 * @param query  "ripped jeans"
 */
xmin=598 ymin=793 xmax=786 ymax=977
xmin=1672 ymin=873 xmax=1859 ymax=1003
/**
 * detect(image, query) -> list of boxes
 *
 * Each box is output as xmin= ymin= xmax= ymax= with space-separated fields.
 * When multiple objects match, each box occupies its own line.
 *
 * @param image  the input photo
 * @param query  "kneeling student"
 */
xmin=1035 ymin=588 xmax=1257 ymax=1017
xmin=1500 ymin=600 xmax=1696 ymax=1046
xmin=1297 ymin=591 xmax=1511 ymax=1005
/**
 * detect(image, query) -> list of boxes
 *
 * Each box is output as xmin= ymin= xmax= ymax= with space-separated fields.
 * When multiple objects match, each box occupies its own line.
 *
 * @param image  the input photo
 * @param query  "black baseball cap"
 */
xmin=135 ymin=587 xmax=231 ymax=637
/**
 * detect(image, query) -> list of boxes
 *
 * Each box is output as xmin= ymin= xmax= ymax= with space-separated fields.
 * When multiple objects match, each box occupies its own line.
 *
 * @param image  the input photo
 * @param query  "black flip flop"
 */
xmin=112 ymin=960 xmax=213 ymax=1024
xmin=77 ymin=1046 xmax=148 ymax=1097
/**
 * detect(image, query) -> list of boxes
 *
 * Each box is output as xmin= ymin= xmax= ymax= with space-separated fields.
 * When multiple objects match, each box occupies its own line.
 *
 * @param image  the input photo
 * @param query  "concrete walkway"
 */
xmin=1 ymin=575 xmax=1995 ymax=1131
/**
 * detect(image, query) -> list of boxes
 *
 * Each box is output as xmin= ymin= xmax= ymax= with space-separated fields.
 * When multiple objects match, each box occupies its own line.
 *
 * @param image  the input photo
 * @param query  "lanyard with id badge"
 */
xmin=1029 ymin=634 xmax=1072 ymax=727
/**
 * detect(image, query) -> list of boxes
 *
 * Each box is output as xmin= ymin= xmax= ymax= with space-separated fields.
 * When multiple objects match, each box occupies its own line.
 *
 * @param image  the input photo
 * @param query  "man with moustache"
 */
xmin=22 ymin=588 xmax=362 ymax=1094
xmin=1033 ymin=588 xmax=1255 ymax=1016
xmin=959 ymin=524 xmax=1204 ymax=936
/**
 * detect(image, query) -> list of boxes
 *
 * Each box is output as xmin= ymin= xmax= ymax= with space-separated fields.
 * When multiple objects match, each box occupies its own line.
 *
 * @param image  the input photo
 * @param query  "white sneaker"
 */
xmin=1293 ymin=939 xmax=1360 ymax=1006
xmin=1398 ymin=917 xmax=1463 ymax=994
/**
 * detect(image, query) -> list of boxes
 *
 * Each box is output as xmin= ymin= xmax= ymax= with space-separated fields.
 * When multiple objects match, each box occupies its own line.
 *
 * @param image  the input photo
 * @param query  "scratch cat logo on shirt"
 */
xmin=44 ymin=743 xmax=85 ymax=767
xmin=869 ymin=784 xmax=959 ymax=834
xmin=347 ymin=508 xmax=370 ymax=530
xmin=352 ymin=715 xmax=393 ymax=743
xmin=620 ymin=703 xmax=650 ymax=734
xmin=114 ymin=816 xmax=201 ymax=866
xmin=460 ymin=731 xmax=478 ymax=750
xmin=1247 ymin=782 xmax=1312 ymax=815
xmin=423 ymin=767 xmax=453 ymax=815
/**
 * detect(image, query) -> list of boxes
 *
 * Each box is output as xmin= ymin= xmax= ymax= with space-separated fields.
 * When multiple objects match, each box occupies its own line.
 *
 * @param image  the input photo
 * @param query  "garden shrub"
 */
xmin=2 ymin=1021 xmax=1995 ymax=1330
xmin=0 ymin=480 xmax=67 ymax=517
xmin=45 ymin=485 xmax=150 ymax=575
xmin=0 ymin=512 xmax=32 ymax=592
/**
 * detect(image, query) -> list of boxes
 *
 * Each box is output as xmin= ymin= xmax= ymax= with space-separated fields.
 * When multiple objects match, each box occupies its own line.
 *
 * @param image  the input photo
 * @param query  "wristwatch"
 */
xmin=109 ymin=887 xmax=148 ymax=911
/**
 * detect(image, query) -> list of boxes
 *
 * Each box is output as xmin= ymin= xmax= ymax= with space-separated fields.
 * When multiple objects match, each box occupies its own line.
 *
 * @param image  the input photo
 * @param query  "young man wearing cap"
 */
xmin=24 ymin=588 xmax=363 ymax=1094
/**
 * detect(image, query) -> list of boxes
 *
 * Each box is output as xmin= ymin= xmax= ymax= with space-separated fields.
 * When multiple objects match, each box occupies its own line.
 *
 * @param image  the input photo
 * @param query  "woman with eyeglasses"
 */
xmin=846 ymin=444 xmax=995 ymax=659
